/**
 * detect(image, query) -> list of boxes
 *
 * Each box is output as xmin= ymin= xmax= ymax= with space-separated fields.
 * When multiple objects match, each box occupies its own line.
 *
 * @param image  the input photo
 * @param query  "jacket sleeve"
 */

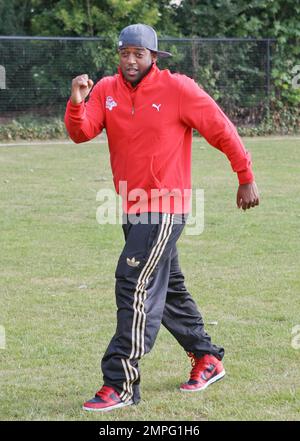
xmin=179 ymin=76 xmax=254 ymax=184
xmin=64 ymin=80 xmax=105 ymax=143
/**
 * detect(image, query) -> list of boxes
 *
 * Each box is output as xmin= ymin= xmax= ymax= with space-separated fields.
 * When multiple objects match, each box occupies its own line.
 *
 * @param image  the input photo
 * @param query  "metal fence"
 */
xmin=0 ymin=36 xmax=274 ymax=126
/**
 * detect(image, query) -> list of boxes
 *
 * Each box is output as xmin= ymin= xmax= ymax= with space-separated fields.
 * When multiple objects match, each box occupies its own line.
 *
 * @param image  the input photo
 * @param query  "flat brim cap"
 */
xmin=118 ymin=24 xmax=172 ymax=58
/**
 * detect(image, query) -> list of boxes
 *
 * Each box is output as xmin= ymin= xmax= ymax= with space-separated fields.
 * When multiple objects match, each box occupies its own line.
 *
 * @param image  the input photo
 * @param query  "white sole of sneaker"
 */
xmin=82 ymin=399 xmax=134 ymax=412
xmin=179 ymin=369 xmax=226 ymax=392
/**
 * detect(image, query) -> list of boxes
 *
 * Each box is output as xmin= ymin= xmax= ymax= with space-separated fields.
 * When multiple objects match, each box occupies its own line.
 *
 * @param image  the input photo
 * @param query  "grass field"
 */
xmin=0 ymin=137 xmax=299 ymax=421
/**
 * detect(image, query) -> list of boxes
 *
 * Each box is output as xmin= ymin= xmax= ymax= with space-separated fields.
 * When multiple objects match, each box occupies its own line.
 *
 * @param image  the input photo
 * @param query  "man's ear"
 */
xmin=151 ymin=52 xmax=158 ymax=63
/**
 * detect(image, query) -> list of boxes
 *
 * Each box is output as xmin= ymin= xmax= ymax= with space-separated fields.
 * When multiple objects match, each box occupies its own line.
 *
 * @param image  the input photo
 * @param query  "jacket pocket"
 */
xmin=150 ymin=156 xmax=163 ymax=189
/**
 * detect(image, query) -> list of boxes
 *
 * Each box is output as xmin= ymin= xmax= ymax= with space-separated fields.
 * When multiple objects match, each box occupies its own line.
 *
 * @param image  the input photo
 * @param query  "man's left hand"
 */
xmin=236 ymin=182 xmax=260 ymax=211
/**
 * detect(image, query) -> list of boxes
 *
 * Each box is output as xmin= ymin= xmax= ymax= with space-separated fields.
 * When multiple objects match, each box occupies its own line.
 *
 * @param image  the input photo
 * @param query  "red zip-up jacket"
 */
xmin=65 ymin=63 xmax=254 ymax=214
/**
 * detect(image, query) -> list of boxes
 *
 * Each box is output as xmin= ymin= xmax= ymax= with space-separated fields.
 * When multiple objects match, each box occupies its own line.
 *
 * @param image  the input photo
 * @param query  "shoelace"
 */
xmin=96 ymin=385 xmax=115 ymax=400
xmin=187 ymin=352 xmax=214 ymax=381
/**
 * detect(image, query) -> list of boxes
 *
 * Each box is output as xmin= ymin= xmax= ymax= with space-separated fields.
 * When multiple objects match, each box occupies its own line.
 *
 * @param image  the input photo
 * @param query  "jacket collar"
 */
xmin=118 ymin=63 xmax=160 ymax=90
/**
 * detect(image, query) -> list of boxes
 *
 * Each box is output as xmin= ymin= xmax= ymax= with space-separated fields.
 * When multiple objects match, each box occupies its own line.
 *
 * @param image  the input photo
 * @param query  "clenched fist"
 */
xmin=71 ymin=74 xmax=94 ymax=105
xmin=236 ymin=182 xmax=260 ymax=211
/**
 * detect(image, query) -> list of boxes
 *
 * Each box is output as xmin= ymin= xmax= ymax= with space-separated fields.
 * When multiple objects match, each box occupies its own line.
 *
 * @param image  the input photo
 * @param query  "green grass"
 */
xmin=0 ymin=137 xmax=300 ymax=421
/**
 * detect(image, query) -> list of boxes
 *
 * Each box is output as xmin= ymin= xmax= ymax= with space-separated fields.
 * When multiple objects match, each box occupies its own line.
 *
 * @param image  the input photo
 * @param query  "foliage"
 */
xmin=175 ymin=0 xmax=300 ymax=115
xmin=0 ymin=0 xmax=177 ymax=38
xmin=0 ymin=1 xmax=178 ymax=114
xmin=1 ymin=107 xmax=298 ymax=142
xmin=0 ymin=116 xmax=68 ymax=140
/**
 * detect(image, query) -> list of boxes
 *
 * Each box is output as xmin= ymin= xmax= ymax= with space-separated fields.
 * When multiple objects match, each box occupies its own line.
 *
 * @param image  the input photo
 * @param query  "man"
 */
xmin=65 ymin=24 xmax=259 ymax=412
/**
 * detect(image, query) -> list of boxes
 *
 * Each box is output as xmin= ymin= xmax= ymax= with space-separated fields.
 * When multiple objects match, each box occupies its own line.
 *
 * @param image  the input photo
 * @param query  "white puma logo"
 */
xmin=152 ymin=103 xmax=161 ymax=112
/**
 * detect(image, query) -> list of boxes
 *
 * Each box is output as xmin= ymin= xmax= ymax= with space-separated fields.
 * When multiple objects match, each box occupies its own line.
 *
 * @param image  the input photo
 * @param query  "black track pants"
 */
xmin=101 ymin=213 xmax=224 ymax=404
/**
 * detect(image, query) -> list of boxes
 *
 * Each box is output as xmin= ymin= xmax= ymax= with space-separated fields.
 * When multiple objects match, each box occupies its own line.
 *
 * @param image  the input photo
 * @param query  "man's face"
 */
xmin=119 ymin=47 xmax=157 ymax=86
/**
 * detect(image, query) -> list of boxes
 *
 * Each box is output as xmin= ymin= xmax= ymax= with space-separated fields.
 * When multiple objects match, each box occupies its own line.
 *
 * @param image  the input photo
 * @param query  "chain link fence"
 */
xmin=0 ymin=36 xmax=274 ymax=126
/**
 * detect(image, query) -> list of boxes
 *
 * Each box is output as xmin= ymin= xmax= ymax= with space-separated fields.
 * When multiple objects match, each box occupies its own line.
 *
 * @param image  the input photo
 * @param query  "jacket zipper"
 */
xmin=130 ymin=90 xmax=136 ymax=115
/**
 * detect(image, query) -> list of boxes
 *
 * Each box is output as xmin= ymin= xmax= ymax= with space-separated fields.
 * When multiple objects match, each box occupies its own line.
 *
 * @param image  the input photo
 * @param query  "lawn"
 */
xmin=0 ymin=137 xmax=299 ymax=421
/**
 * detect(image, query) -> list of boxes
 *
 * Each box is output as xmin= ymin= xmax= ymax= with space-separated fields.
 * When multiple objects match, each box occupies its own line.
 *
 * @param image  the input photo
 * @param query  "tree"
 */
xmin=174 ymin=0 xmax=300 ymax=121
xmin=0 ymin=1 xmax=178 ymax=114
xmin=0 ymin=0 xmax=32 ymax=35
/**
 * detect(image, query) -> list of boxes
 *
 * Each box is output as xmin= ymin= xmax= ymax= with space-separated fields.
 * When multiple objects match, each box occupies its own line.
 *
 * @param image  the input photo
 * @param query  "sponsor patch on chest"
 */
xmin=105 ymin=96 xmax=117 ymax=111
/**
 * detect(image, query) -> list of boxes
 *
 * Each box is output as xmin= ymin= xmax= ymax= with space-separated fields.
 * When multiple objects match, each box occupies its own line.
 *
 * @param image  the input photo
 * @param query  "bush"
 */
xmin=0 ymin=116 xmax=68 ymax=141
xmin=238 ymin=106 xmax=300 ymax=137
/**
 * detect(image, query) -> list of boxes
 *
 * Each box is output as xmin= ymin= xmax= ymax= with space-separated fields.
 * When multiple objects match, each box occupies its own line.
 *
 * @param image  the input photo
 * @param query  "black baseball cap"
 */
xmin=118 ymin=24 xmax=172 ymax=58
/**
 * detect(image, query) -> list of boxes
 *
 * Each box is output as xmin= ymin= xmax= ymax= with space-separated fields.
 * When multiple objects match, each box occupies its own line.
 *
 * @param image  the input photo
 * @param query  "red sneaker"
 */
xmin=180 ymin=353 xmax=225 ymax=392
xmin=82 ymin=385 xmax=133 ymax=412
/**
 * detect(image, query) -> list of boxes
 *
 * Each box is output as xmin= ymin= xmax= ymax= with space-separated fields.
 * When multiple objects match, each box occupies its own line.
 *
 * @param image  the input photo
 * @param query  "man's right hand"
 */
xmin=71 ymin=74 xmax=94 ymax=104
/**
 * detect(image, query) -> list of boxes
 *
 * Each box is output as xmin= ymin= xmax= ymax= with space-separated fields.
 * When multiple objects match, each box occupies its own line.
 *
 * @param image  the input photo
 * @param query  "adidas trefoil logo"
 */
xmin=126 ymin=257 xmax=140 ymax=267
